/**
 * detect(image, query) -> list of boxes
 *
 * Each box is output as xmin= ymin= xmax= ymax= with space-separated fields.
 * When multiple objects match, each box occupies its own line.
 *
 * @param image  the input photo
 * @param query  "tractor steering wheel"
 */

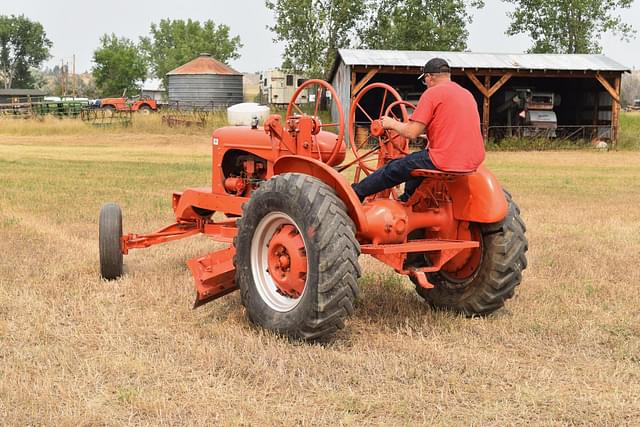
xmin=286 ymin=79 xmax=344 ymax=166
xmin=348 ymin=83 xmax=408 ymax=178
xmin=384 ymin=100 xmax=416 ymax=156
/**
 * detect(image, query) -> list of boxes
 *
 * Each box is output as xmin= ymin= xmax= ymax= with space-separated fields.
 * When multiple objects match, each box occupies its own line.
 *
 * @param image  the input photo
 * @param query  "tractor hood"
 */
xmin=212 ymin=125 xmax=345 ymax=166
xmin=212 ymin=126 xmax=272 ymax=150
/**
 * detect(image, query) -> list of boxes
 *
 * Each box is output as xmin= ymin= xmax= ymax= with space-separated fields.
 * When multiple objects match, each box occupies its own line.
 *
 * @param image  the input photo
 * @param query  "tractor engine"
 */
xmin=222 ymin=153 xmax=268 ymax=198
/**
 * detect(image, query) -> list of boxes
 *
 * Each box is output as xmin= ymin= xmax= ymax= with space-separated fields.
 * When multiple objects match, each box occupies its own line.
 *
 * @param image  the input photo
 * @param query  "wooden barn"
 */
xmin=329 ymin=49 xmax=629 ymax=145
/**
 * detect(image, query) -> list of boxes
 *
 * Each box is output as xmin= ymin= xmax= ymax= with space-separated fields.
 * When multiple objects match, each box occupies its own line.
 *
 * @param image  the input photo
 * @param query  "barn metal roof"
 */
xmin=333 ymin=49 xmax=629 ymax=75
xmin=167 ymin=54 xmax=241 ymax=76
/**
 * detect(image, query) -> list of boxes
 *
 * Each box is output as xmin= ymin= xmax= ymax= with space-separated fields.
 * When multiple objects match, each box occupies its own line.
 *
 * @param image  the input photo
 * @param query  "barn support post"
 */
xmin=488 ymin=72 xmax=513 ymax=98
xmin=465 ymin=71 xmax=512 ymax=142
xmin=465 ymin=71 xmax=486 ymax=95
xmin=351 ymin=70 xmax=356 ymax=93
xmin=483 ymin=76 xmax=491 ymax=141
xmin=613 ymin=76 xmax=621 ymax=149
xmin=351 ymin=69 xmax=379 ymax=98
xmin=595 ymin=72 xmax=621 ymax=148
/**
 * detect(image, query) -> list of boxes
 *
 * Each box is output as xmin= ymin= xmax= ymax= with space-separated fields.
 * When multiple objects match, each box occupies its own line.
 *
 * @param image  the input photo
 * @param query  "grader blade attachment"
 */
xmin=188 ymin=246 xmax=238 ymax=308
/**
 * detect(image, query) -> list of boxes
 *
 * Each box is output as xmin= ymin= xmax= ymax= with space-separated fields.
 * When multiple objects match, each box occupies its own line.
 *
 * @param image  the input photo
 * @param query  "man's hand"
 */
xmin=381 ymin=115 xmax=426 ymax=140
xmin=381 ymin=115 xmax=398 ymax=131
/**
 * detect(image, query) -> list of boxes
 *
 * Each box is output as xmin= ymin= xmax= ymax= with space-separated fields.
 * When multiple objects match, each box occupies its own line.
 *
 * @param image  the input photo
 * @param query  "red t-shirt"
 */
xmin=410 ymin=81 xmax=485 ymax=172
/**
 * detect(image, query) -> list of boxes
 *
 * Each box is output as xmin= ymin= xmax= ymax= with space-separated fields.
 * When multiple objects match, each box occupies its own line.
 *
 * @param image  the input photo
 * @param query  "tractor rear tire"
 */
xmin=99 ymin=203 xmax=124 ymax=280
xmin=414 ymin=190 xmax=528 ymax=315
xmin=235 ymin=173 xmax=361 ymax=340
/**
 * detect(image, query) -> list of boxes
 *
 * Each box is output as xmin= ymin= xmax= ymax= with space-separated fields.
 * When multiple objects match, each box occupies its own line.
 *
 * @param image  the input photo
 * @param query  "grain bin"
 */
xmin=167 ymin=53 xmax=244 ymax=110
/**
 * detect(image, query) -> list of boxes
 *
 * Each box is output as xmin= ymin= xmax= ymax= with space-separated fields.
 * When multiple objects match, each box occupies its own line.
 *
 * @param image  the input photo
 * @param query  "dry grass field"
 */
xmin=1 ymin=116 xmax=639 ymax=425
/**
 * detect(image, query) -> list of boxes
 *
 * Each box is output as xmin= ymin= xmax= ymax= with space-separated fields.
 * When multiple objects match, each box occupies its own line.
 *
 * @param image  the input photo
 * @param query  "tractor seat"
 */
xmin=410 ymin=169 xmax=474 ymax=180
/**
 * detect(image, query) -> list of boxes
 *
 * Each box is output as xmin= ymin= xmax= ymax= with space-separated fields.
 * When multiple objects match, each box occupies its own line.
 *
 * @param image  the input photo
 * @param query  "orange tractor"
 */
xmin=99 ymin=80 xmax=528 ymax=340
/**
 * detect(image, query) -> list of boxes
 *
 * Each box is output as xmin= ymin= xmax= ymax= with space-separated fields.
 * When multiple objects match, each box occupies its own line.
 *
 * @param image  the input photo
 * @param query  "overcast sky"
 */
xmin=2 ymin=0 xmax=639 ymax=74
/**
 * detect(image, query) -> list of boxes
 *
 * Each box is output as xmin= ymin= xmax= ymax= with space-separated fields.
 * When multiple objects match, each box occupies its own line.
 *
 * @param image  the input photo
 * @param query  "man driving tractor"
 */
xmin=352 ymin=58 xmax=485 ymax=202
xmin=99 ymin=64 xmax=528 ymax=340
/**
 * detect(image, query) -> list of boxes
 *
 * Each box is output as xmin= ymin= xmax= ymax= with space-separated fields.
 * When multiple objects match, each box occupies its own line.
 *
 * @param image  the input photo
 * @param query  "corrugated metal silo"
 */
xmin=167 ymin=53 xmax=244 ymax=110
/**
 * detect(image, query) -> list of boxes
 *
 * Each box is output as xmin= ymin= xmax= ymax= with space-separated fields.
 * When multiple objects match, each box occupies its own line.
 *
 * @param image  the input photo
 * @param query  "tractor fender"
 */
xmin=447 ymin=165 xmax=509 ymax=223
xmin=273 ymin=155 xmax=367 ymax=231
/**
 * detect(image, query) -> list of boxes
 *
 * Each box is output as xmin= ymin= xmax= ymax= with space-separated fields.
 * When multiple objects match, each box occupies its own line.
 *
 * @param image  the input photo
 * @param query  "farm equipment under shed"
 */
xmin=100 ymin=79 xmax=528 ymax=340
xmin=498 ymin=89 xmax=559 ymax=137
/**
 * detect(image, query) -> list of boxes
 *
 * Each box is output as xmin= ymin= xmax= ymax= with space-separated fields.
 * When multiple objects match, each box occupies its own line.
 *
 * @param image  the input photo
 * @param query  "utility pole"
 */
xmin=72 ymin=54 xmax=77 ymax=98
xmin=61 ymin=59 xmax=65 ymax=96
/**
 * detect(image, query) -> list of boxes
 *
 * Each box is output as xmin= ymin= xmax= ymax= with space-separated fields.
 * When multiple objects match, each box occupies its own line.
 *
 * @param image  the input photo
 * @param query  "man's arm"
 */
xmin=381 ymin=116 xmax=426 ymax=139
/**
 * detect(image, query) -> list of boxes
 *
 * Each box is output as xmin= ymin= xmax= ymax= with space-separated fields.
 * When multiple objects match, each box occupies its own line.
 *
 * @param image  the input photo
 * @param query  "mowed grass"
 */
xmin=620 ymin=111 xmax=640 ymax=150
xmin=1 ymin=126 xmax=640 ymax=425
xmin=0 ymin=113 xmax=223 ymax=137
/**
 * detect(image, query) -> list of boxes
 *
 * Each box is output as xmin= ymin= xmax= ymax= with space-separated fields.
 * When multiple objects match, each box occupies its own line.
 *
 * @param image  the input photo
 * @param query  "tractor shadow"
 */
xmin=354 ymin=273 xmax=434 ymax=324
xmin=346 ymin=273 xmax=512 ymax=340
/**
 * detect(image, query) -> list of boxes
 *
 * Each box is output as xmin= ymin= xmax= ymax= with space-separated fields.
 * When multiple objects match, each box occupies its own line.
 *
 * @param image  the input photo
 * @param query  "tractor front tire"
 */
xmin=235 ymin=173 xmax=361 ymax=340
xmin=99 ymin=203 xmax=124 ymax=280
xmin=415 ymin=191 xmax=528 ymax=315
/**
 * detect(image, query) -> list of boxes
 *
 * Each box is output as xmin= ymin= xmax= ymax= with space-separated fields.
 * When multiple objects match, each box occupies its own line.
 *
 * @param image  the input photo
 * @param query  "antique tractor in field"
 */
xmin=99 ymin=80 xmax=528 ymax=340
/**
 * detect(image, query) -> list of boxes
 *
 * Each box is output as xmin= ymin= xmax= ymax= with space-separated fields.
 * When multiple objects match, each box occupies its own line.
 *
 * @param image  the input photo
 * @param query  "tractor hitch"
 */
xmin=360 ymin=238 xmax=480 ymax=289
xmin=121 ymin=221 xmax=203 ymax=254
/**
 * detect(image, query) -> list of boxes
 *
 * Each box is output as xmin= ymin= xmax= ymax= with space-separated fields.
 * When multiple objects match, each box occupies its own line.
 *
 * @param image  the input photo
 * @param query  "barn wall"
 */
xmin=330 ymin=61 xmax=352 ymax=142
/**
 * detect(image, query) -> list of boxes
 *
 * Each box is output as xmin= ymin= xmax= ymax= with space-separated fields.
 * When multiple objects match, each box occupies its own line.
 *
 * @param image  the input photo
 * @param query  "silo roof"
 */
xmin=167 ymin=54 xmax=241 ymax=76
xmin=332 ymin=49 xmax=629 ymax=78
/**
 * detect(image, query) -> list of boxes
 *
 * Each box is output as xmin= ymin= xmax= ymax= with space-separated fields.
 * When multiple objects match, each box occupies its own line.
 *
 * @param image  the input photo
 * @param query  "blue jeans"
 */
xmin=351 ymin=150 xmax=438 ymax=202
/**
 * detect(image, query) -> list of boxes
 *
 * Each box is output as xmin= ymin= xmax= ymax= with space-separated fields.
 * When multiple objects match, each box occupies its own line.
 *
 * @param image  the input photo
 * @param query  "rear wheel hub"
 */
xmin=441 ymin=222 xmax=483 ymax=282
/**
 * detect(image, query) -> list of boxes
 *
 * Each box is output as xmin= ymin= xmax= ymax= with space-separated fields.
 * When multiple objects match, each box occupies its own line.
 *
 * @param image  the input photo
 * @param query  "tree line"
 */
xmin=0 ymin=16 xmax=241 ymax=97
xmin=0 ymin=1 xmax=637 ymax=100
xmin=267 ymin=0 xmax=636 ymax=78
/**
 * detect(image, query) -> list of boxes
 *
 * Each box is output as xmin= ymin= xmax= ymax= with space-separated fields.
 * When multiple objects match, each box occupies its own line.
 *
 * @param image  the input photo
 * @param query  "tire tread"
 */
xmin=416 ymin=190 xmax=528 ymax=316
xmin=236 ymin=173 xmax=361 ymax=340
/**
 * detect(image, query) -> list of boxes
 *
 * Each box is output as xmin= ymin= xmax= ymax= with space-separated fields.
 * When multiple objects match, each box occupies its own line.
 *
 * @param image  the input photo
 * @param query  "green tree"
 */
xmin=11 ymin=62 xmax=37 ymax=88
xmin=14 ymin=64 xmax=50 ymax=90
xmin=504 ymin=0 xmax=636 ymax=53
xmin=0 ymin=14 xmax=52 ymax=89
xmin=140 ymin=19 xmax=242 ymax=84
xmin=93 ymin=34 xmax=147 ymax=97
xmin=361 ymin=0 xmax=484 ymax=51
xmin=266 ymin=0 xmax=365 ymax=78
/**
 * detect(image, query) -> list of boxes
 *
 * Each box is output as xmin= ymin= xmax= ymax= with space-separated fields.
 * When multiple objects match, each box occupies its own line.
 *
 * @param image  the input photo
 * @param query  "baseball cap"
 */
xmin=417 ymin=58 xmax=451 ymax=80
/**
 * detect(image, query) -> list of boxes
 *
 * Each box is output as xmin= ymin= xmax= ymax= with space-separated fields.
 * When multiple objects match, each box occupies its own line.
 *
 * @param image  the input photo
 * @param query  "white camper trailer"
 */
xmin=259 ymin=70 xmax=309 ymax=106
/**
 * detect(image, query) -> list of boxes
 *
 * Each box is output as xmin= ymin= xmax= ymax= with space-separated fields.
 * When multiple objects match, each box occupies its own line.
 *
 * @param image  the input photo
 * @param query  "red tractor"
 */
xmin=99 ymin=80 xmax=527 ymax=340
xmin=98 ymin=96 xmax=157 ymax=113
